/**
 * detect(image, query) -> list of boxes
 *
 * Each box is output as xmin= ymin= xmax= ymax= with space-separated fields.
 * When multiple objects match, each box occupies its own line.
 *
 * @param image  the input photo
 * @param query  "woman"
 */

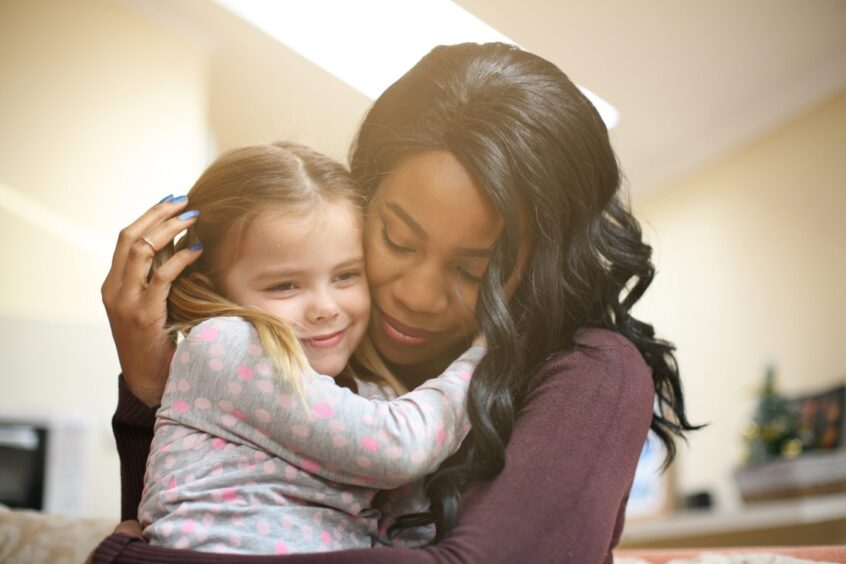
xmin=94 ymin=42 xmax=695 ymax=563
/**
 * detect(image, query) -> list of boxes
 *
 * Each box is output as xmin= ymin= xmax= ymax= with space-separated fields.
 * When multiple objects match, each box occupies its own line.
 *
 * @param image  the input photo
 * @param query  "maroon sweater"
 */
xmin=93 ymin=329 xmax=653 ymax=563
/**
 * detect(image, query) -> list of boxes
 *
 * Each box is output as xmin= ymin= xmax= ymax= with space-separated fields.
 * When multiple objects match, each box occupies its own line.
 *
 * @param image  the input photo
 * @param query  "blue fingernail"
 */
xmin=189 ymin=242 xmax=204 ymax=251
xmin=178 ymin=210 xmax=199 ymax=220
xmin=170 ymin=195 xmax=188 ymax=204
xmin=158 ymin=194 xmax=173 ymax=204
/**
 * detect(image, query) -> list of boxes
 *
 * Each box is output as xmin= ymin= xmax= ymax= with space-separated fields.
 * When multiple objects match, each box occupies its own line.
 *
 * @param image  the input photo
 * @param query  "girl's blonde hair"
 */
xmin=154 ymin=141 xmax=405 ymax=395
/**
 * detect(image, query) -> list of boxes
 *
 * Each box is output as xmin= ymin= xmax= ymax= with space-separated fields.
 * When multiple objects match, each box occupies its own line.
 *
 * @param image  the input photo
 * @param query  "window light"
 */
xmin=214 ymin=0 xmax=619 ymax=129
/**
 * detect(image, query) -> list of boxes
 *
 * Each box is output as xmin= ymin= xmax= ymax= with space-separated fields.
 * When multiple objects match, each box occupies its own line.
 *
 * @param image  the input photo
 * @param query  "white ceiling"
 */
xmin=454 ymin=0 xmax=846 ymax=193
xmin=152 ymin=0 xmax=846 ymax=195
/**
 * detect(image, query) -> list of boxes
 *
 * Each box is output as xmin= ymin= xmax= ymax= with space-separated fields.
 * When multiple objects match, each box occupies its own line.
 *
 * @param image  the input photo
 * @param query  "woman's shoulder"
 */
xmin=534 ymin=329 xmax=653 ymax=404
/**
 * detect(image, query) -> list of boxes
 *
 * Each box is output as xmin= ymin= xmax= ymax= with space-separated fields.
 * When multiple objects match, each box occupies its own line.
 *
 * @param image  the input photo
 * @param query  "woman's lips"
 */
xmin=300 ymin=330 xmax=346 ymax=349
xmin=378 ymin=311 xmax=436 ymax=347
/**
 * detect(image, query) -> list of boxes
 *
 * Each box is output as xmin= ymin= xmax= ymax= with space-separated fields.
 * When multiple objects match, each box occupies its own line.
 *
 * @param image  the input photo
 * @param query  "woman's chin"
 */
xmin=370 ymin=323 xmax=470 ymax=373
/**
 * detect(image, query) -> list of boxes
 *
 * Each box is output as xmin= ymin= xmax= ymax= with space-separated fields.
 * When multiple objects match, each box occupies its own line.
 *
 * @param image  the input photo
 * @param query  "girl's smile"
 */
xmin=219 ymin=202 xmax=370 ymax=377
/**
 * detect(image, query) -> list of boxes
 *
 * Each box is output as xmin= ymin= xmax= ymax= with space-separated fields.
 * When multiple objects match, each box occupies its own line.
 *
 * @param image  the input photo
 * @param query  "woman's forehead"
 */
xmin=372 ymin=150 xmax=503 ymax=242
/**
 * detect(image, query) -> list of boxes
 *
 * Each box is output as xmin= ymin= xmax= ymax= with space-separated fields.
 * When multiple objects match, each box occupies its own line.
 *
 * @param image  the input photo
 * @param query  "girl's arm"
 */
xmin=95 ymin=330 xmax=653 ymax=564
xmin=166 ymin=316 xmax=483 ymax=489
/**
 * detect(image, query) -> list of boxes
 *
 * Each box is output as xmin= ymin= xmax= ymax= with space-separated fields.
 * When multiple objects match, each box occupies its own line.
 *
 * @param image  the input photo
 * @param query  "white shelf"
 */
xmin=623 ymin=493 xmax=846 ymax=542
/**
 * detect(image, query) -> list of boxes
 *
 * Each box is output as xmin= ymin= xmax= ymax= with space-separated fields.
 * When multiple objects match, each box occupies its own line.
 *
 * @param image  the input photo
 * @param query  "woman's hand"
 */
xmin=101 ymin=196 xmax=203 ymax=406
xmin=85 ymin=520 xmax=144 ymax=564
xmin=113 ymin=519 xmax=144 ymax=538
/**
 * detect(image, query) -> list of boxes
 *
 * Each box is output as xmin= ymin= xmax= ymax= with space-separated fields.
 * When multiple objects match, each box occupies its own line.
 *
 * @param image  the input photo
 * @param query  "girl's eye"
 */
xmin=382 ymin=227 xmax=413 ymax=254
xmin=336 ymin=271 xmax=361 ymax=283
xmin=268 ymin=282 xmax=297 ymax=293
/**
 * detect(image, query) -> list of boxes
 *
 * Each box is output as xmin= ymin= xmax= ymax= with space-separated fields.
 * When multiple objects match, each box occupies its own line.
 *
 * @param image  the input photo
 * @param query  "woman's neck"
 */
xmin=387 ymin=342 xmax=470 ymax=390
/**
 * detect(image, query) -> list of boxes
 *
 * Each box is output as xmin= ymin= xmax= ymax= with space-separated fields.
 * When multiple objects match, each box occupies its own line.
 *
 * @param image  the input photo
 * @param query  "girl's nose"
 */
xmin=307 ymin=291 xmax=340 ymax=323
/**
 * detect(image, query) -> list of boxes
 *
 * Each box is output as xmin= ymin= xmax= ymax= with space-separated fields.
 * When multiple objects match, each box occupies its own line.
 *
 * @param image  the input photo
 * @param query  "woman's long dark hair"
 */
xmin=349 ymin=42 xmax=698 ymax=542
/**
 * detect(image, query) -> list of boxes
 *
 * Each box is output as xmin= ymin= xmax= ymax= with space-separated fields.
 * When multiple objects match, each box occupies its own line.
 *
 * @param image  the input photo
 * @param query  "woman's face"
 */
xmin=364 ymin=150 xmax=511 ymax=370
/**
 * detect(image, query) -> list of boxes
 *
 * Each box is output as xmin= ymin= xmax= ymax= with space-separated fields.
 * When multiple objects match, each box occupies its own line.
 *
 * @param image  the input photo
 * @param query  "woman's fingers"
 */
xmin=144 ymin=243 xmax=204 ymax=307
xmin=122 ymin=210 xmax=201 ymax=296
xmin=101 ymin=196 xmax=204 ymax=407
xmin=108 ymin=195 xmax=190 ymax=281
xmin=113 ymin=519 xmax=143 ymax=538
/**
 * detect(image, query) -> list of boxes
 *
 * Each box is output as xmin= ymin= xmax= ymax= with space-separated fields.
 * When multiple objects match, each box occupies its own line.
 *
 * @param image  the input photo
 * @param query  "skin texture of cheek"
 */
xmin=361 ymin=151 xmax=501 ymax=376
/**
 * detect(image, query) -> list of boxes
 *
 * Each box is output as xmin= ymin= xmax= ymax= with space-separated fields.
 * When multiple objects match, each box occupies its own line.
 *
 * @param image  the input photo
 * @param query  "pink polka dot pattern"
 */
xmin=197 ymin=326 xmax=219 ymax=341
xmin=139 ymin=317 xmax=483 ymax=553
xmin=256 ymin=380 xmax=273 ymax=393
xmin=236 ymin=365 xmax=254 ymax=381
xmin=312 ymin=402 xmax=333 ymax=418
xmin=300 ymin=459 xmax=321 ymax=473
xmin=257 ymin=519 xmax=271 ymax=535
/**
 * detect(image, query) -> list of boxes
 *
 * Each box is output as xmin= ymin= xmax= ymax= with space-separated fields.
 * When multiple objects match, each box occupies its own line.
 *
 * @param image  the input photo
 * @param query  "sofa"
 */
xmin=1 ymin=504 xmax=843 ymax=563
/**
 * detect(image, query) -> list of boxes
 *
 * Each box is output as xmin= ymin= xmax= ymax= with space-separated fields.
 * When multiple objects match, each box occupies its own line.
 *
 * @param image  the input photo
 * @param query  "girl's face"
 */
xmin=364 ymin=150 xmax=516 ymax=373
xmin=220 ymin=202 xmax=370 ymax=377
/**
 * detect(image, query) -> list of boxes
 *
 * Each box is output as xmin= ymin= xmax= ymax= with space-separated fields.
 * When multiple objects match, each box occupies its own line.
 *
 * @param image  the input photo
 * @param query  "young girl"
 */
xmin=137 ymin=142 xmax=484 ymax=555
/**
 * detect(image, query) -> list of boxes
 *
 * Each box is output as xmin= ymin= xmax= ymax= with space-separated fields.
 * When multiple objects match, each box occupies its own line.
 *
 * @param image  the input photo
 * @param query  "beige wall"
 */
xmin=2 ymin=0 xmax=843 ymax=522
xmin=633 ymin=90 xmax=846 ymax=509
xmin=0 ymin=0 xmax=210 ymax=323
xmin=0 ymin=0 xmax=210 ymax=518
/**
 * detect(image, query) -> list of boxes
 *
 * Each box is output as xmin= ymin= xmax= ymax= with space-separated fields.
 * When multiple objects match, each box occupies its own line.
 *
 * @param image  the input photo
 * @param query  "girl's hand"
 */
xmin=101 ymin=196 xmax=203 ymax=406
xmin=472 ymin=333 xmax=486 ymax=348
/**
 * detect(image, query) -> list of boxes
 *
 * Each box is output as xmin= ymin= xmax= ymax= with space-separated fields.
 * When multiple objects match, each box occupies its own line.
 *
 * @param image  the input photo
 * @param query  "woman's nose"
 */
xmin=392 ymin=263 xmax=449 ymax=316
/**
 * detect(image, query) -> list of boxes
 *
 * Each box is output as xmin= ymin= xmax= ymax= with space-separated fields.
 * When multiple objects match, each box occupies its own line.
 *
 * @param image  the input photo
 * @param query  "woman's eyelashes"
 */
xmin=382 ymin=223 xmax=485 ymax=284
xmin=381 ymin=227 xmax=413 ymax=254
xmin=456 ymin=267 xmax=482 ymax=284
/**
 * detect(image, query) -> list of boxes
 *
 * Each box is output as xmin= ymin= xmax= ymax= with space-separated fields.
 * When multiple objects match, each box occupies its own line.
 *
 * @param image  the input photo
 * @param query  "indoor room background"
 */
xmin=1 ymin=0 xmax=844 ymax=547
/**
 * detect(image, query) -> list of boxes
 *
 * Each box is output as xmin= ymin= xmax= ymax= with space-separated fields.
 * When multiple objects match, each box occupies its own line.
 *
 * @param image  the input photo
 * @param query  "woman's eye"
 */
xmin=382 ymin=227 xmax=413 ymax=254
xmin=457 ymin=268 xmax=482 ymax=285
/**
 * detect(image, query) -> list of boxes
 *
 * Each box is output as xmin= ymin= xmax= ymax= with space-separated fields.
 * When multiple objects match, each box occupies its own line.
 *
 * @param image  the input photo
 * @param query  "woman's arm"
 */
xmin=101 ymin=196 xmax=204 ymax=407
xmin=167 ymin=316 xmax=484 ymax=488
xmin=112 ymin=376 xmax=157 ymax=521
xmin=96 ymin=330 xmax=653 ymax=563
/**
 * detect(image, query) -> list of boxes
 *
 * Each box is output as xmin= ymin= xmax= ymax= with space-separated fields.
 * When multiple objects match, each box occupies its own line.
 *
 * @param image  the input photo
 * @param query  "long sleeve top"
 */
xmin=93 ymin=329 xmax=654 ymax=564
xmin=140 ymin=317 xmax=483 ymax=554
